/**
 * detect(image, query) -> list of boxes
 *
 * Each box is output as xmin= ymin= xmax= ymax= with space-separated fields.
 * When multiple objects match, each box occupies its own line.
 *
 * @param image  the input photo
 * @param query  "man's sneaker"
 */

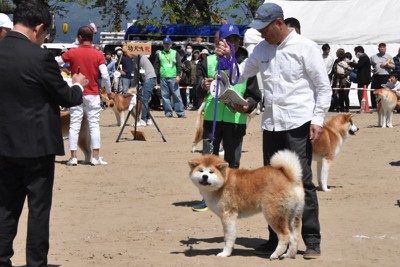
xmin=90 ymin=157 xmax=108 ymax=166
xmin=146 ymin=119 xmax=153 ymax=126
xmin=303 ymin=244 xmax=321 ymax=259
xmin=253 ymin=241 xmax=278 ymax=255
xmin=136 ymin=120 xmax=147 ymax=127
xmin=66 ymin=157 xmax=78 ymax=166
xmin=191 ymin=201 xmax=208 ymax=212
xmin=177 ymin=114 xmax=186 ymax=118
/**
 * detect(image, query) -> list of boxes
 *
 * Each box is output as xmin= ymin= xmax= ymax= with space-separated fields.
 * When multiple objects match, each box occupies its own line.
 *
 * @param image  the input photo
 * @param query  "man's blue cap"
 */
xmin=62 ymin=63 xmax=70 ymax=68
xmin=163 ymin=37 xmax=172 ymax=44
xmin=219 ymin=24 xmax=240 ymax=39
xmin=248 ymin=3 xmax=284 ymax=30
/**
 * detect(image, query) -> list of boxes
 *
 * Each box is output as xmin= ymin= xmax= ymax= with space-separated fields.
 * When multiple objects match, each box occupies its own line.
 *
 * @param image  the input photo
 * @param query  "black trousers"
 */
xmin=202 ymin=120 xmax=246 ymax=168
xmin=0 ymin=155 xmax=55 ymax=267
xmin=371 ymin=74 xmax=389 ymax=108
xmin=262 ymin=122 xmax=321 ymax=246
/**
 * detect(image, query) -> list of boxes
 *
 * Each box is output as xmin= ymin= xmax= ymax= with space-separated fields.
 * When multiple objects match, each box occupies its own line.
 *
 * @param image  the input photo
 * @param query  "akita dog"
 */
xmin=373 ymin=88 xmax=397 ymax=128
xmin=100 ymin=88 xmax=141 ymax=127
xmin=188 ymin=150 xmax=304 ymax=260
xmin=312 ymin=114 xmax=358 ymax=191
xmin=60 ymin=111 xmax=91 ymax=163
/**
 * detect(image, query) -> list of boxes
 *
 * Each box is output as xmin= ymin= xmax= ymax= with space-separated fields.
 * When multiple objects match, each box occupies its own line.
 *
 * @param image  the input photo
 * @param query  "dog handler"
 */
xmin=57 ymin=26 xmax=112 ymax=166
xmin=0 ymin=1 xmax=87 ymax=265
xmin=216 ymin=3 xmax=331 ymax=259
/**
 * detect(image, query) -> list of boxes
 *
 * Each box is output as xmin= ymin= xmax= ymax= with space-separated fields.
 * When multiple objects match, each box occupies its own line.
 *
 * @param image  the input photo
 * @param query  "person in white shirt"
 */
xmin=322 ymin=43 xmax=334 ymax=77
xmin=216 ymin=2 xmax=331 ymax=259
xmin=385 ymin=72 xmax=400 ymax=96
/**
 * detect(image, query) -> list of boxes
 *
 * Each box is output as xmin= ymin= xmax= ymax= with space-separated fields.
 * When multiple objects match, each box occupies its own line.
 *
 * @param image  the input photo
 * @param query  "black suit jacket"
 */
xmin=350 ymin=54 xmax=371 ymax=86
xmin=0 ymin=31 xmax=83 ymax=157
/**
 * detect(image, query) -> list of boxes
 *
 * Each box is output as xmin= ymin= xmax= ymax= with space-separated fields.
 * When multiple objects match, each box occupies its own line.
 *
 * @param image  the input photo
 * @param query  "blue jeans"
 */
xmin=122 ymin=77 xmax=134 ymax=93
xmin=141 ymin=77 xmax=157 ymax=121
xmin=160 ymin=77 xmax=185 ymax=116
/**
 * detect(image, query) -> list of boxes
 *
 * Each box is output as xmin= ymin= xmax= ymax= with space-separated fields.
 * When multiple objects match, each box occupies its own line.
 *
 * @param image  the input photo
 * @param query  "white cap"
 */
xmin=115 ymin=46 xmax=122 ymax=52
xmin=0 ymin=13 xmax=13 ymax=29
xmin=200 ymin=49 xmax=209 ymax=55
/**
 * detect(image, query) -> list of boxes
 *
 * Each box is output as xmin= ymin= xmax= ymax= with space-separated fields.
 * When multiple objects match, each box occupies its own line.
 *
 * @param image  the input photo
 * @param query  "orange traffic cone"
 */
xmin=360 ymin=85 xmax=370 ymax=113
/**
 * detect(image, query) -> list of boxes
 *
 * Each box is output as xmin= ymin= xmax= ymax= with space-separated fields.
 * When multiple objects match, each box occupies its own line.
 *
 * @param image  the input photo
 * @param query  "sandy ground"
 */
xmin=11 ymin=106 xmax=400 ymax=267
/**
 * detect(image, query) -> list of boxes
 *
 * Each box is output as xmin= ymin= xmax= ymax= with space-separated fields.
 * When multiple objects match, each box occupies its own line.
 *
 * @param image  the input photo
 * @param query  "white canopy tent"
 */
xmin=244 ymin=0 xmax=400 ymax=107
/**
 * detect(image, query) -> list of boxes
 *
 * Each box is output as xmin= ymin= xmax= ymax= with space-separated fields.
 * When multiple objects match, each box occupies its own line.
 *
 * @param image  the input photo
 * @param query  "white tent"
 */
xmin=244 ymin=0 xmax=400 ymax=107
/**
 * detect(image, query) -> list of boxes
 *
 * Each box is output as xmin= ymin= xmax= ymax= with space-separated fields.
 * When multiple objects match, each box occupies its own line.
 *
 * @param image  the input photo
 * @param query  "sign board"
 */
xmin=125 ymin=42 xmax=152 ymax=56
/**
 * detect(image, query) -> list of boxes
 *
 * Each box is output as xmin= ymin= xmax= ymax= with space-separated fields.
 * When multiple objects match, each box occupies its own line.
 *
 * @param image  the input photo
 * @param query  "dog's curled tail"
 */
xmin=270 ymin=150 xmax=303 ymax=185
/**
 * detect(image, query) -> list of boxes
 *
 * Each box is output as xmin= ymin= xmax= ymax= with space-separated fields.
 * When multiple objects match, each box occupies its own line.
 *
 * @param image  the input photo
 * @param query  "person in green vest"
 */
xmin=154 ymin=37 xmax=186 ymax=118
xmin=191 ymin=24 xmax=261 ymax=211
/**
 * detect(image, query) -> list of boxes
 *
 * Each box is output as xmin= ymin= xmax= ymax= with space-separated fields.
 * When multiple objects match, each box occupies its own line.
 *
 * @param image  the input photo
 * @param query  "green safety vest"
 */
xmin=203 ymin=54 xmax=247 ymax=124
xmin=159 ymin=49 xmax=177 ymax=78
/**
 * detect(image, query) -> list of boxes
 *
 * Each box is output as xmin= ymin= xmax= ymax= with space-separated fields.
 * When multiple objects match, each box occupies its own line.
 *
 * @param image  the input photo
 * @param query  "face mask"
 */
xmin=117 ymin=51 xmax=122 ymax=56
xmin=186 ymin=49 xmax=193 ymax=54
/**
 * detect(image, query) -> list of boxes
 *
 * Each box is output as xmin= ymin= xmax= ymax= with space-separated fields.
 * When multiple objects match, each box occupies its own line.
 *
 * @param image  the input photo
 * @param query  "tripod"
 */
xmin=116 ymin=55 xmax=166 ymax=143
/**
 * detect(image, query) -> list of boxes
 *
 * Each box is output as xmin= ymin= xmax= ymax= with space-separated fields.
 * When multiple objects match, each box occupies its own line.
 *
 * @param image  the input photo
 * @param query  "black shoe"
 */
xmin=303 ymin=243 xmax=321 ymax=259
xmin=253 ymin=240 xmax=278 ymax=255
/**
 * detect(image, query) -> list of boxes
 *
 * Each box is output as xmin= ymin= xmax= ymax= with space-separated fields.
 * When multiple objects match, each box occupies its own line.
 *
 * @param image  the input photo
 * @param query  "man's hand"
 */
xmin=309 ymin=124 xmax=323 ymax=143
xmin=230 ymin=103 xmax=249 ymax=113
xmin=175 ymin=76 xmax=181 ymax=84
xmin=202 ymin=78 xmax=214 ymax=91
xmin=72 ymin=73 xmax=89 ymax=87
xmin=216 ymin=39 xmax=232 ymax=59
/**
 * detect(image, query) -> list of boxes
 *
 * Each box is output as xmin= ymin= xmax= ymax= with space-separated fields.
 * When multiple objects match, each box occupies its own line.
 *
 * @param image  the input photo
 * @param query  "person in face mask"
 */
xmin=349 ymin=46 xmax=371 ymax=107
xmin=179 ymin=43 xmax=194 ymax=109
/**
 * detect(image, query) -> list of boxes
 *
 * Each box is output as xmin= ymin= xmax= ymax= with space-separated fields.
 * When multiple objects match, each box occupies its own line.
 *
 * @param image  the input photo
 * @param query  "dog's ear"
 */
xmin=217 ymin=162 xmax=229 ymax=177
xmin=188 ymin=158 xmax=199 ymax=171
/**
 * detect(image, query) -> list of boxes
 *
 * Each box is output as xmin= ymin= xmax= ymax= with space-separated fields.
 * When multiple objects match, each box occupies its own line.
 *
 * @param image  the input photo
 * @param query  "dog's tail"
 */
xmin=195 ymin=101 xmax=205 ymax=130
xmin=270 ymin=149 xmax=302 ymax=185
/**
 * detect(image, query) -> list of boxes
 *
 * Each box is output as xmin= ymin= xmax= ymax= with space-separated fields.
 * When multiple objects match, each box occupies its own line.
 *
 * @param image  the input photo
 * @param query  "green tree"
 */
xmin=135 ymin=0 xmax=263 ymax=26
xmin=90 ymin=0 xmax=130 ymax=31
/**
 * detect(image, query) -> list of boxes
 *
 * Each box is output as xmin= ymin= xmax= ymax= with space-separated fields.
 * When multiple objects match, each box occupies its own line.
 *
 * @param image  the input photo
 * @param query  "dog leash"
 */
xmin=209 ymin=42 xmax=240 ymax=154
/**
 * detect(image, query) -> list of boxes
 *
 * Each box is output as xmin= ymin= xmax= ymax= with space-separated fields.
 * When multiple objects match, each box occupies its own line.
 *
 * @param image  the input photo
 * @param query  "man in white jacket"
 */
xmin=216 ymin=2 xmax=331 ymax=259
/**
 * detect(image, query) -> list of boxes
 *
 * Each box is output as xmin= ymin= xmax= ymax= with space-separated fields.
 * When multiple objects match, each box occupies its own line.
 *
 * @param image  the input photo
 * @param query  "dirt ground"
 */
xmin=11 ymin=107 xmax=400 ymax=267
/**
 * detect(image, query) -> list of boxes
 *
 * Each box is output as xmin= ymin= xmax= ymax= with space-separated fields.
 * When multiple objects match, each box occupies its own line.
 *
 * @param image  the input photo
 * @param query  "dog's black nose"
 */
xmin=202 ymin=174 xmax=208 ymax=181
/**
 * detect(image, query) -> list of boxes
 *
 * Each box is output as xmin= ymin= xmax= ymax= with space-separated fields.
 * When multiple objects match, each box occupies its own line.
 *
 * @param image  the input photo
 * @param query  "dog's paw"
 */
xmin=191 ymin=146 xmax=196 ymax=153
xmin=269 ymin=252 xmax=280 ymax=260
xmin=322 ymin=187 xmax=331 ymax=192
xmin=217 ymin=250 xmax=231 ymax=257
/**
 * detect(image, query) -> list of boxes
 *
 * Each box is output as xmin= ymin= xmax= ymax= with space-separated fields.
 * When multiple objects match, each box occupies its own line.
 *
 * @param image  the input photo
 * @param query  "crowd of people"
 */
xmin=2 ymin=1 xmax=400 ymax=266
xmin=323 ymin=42 xmax=400 ymax=112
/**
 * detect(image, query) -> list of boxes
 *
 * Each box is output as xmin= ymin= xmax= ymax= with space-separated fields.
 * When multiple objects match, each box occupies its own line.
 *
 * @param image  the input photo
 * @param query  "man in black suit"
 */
xmin=0 ymin=1 xmax=87 ymax=266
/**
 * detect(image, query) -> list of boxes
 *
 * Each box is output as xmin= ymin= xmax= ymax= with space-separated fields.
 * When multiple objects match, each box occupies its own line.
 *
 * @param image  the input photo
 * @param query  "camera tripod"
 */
xmin=115 ymin=55 xmax=166 ymax=143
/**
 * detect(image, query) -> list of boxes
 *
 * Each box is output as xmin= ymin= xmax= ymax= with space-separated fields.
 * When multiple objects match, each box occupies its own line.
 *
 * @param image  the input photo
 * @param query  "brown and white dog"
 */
xmin=60 ymin=111 xmax=91 ymax=163
xmin=373 ymin=88 xmax=397 ymax=128
xmin=100 ymin=88 xmax=141 ymax=127
xmin=312 ymin=114 xmax=358 ymax=192
xmin=188 ymin=150 xmax=304 ymax=260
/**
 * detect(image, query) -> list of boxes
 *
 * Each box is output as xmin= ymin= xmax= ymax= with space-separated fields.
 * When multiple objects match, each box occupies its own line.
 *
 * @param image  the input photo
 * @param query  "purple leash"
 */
xmin=209 ymin=42 xmax=240 ymax=154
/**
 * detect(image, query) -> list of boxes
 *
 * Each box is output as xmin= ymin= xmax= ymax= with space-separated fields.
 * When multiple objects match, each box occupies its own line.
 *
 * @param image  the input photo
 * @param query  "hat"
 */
xmin=163 ymin=37 xmax=172 ymax=44
xmin=248 ymin=3 xmax=284 ymax=30
xmin=192 ymin=49 xmax=200 ymax=55
xmin=0 ymin=13 xmax=13 ymax=29
xmin=62 ymin=63 xmax=70 ymax=68
xmin=200 ymin=49 xmax=209 ymax=55
xmin=114 ymin=46 xmax=122 ymax=51
xmin=219 ymin=24 xmax=240 ymax=39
